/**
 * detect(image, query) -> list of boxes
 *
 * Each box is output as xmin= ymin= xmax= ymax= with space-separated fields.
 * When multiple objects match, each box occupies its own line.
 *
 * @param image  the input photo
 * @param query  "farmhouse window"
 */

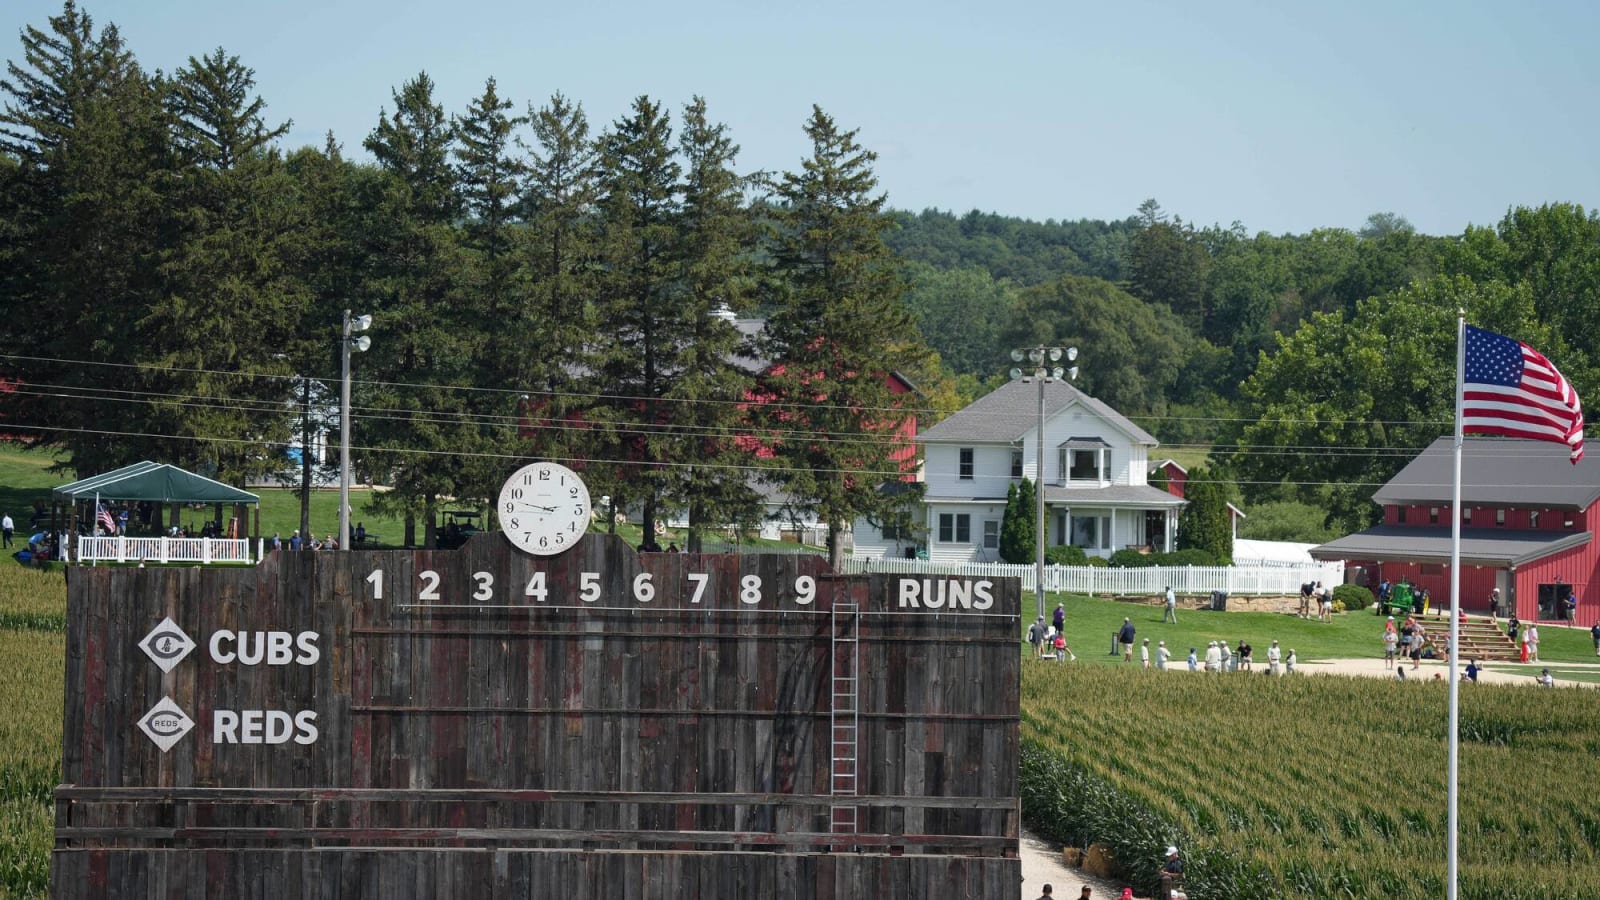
xmin=983 ymin=519 xmax=1000 ymax=550
xmin=938 ymin=513 xmax=971 ymax=543
xmin=959 ymin=448 xmax=974 ymax=480
xmin=1011 ymin=450 xmax=1023 ymax=479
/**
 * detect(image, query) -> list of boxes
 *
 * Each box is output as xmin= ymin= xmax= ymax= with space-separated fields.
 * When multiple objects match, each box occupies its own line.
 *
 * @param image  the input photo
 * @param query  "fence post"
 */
xmin=160 ymin=537 xmax=169 ymax=565
xmin=202 ymin=538 xmax=212 ymax=565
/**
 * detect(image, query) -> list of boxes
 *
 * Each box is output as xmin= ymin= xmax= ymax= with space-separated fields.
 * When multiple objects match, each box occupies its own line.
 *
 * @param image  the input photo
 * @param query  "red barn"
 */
xmin=1311 ymin=438 xmax=1598 ymax=626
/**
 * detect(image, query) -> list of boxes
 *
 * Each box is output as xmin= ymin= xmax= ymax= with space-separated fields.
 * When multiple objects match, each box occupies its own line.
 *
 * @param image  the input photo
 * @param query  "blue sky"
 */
xmin=6 ymin=0 xmax=1597 ymax=235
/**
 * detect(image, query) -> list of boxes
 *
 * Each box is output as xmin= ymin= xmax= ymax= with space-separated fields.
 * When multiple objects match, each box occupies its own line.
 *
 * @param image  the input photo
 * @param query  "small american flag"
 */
xmin=1463 ymin=325 xmax=1585 ymax=463
xmin=96 ymin=503 xmax=118 ymax=534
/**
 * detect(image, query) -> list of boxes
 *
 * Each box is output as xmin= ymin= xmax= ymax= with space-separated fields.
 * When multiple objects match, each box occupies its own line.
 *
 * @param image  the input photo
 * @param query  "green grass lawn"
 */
xmin=1025 ymin=590 xmax=1600 ymax=666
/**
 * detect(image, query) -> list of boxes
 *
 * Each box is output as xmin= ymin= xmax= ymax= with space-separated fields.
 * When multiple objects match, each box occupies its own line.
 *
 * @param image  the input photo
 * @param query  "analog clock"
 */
xmin=497 ymin=462 xmax=591 ymax=556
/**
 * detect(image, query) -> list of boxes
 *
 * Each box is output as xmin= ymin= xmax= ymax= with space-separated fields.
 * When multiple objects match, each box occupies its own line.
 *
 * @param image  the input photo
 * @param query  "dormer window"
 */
xmin=1057 ymin=438 xmax=1109 ymax=485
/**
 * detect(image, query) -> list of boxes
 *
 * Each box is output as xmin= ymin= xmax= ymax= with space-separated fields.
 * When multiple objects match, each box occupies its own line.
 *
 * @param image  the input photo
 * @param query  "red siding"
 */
xmin=1360 ymin=501 xmax=1600 ymax=627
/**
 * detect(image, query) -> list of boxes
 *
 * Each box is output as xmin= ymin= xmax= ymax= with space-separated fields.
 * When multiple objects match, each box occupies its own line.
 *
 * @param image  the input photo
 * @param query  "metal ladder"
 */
xmin=829 ymin=599 xmax=860 ymax=837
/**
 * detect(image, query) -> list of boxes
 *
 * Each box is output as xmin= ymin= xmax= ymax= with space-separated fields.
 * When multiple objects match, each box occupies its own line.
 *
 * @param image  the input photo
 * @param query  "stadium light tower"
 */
xmin=1009 ymin=345 xmax=1079 ymax=610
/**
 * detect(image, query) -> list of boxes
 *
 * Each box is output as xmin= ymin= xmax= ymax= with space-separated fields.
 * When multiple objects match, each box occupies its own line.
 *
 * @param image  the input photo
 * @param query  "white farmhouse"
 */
xmin=901 ymin=378 xmax=1185 ymax=563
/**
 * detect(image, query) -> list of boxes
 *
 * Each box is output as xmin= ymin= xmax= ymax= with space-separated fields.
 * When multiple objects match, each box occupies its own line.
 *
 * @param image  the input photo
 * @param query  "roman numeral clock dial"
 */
xmin=498 ymin=462 xmax=591 ymax=556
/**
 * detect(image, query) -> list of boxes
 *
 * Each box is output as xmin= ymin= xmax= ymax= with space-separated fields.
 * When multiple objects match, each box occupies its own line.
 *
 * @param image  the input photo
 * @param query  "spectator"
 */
xmin=1156 ymin=640 xmax=1170 ymax=670
xmin=270 ymin=532 xmax=281 ymax=552
xmin=1299 ymin=581 xmax=1313 ymax=619
xmin=1053 ymin=632 xmax=1072 ymax=662
xmin=1140 ymin=638 xmax=1151 ymax=669
xmin=1118 ymin=618 xmax=1135 ymax=662
xmin=1320 ymin=587 xmax=1334 ymax=622
xmin=1527 ymin=623 xmax=1540 ymax=663
xmin=1186 ymin=647 xmax=1198 ymax=672
xmin=1538 ymin=668 xmax=1555 ymax=687
xmin=1465 ymin=659 xmax=1480 ymax=683
xmin=1285 ymin=648 xmax=1297 ymax=674
xmin=1158 ymin=845 xmax=1184 ymax=900
xmin=1219 ymin=640 xmax=1234 ymax=673
xmin=1163 ymin=586 xmax=1177 ymax=624
xmin=1033 ymin=884 xmax=1053 ymax=900
xmin=289 ymin=531 xmax=302 ymax=552
xmin=1237 ymin=639 xmax=1253 ymax=672
xmin=1204 ymin=641 xmax=1221 ymax=673
xmin=666 ymin=542 xmax=680 ymax=553
xmin=1591 ymin=621 xmax=1600 ymax=657
xmin=1 ymin=512 xmax=12 ymax=549
xmin=1383 ymin=617 xmax=1398 ymax=669
xmin=1053 ymin=603 xmax=1065 ymax=634
xmin=1266 ymin=640 xmax=1282 ymax=675
xmin=354 ymin=522 xmax=367 ymax=544
xmin=1027 ymin=616 xmax=1047 ymax=658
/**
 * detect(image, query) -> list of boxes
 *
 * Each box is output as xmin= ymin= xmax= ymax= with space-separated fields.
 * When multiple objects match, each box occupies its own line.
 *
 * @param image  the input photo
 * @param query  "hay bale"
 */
xmin=1082 ymin=842 xmax=1117 ymax=878
xmin=1061 ymin=846 xmax=1082 ymax=867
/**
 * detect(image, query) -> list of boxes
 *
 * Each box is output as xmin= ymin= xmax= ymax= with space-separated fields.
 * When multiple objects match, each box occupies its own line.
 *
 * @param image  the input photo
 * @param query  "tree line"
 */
xmin=892 ymin=199 xmax=1600 ymax=535
xmin=0 ymin=2 xmax=930 ymax=560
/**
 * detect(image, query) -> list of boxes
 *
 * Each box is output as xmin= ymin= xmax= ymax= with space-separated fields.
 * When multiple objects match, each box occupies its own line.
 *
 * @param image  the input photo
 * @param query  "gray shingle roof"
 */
xmin=1310 ymin=524 xmax=1590 ymax=567
xmin=1373 ymin=437 xmax=1600 ymax=509
xmin=917 ymin=378 xmax=1158 ymax=445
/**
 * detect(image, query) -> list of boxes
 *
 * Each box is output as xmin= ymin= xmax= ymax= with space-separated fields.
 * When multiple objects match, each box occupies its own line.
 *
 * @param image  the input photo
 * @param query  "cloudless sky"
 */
xmin=6 ymin=0 xmax=1598 ymax=235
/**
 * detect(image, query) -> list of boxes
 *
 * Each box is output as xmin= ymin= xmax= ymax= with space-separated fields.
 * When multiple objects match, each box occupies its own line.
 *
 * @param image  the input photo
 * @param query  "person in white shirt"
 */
xmin=1204 ymin=641 xmax=1222 ymax=673
xmin=1156 ymin=641 xmax=1170 ymax=670
xmin=1266 ymin=640 xmax=1282 ymax=675
xmin=0 ymin=512 xmax=12 ymax=548
xmin=1140 ymin=638 xmax=1151 ymax=669
xmin=1527 ymin=624 xmax=1541 ymax=662
xmin=1537 ymin=668 xmax=1554 ymax=687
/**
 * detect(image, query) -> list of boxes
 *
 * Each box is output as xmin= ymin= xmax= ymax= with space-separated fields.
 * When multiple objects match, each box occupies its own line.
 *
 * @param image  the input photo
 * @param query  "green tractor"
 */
xmin=1376 ymin=580 xmax=1429 ymax=617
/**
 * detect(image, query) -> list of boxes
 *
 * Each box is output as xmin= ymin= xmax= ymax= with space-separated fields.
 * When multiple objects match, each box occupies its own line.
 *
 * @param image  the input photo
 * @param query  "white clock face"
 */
xmin=498 ymin=462 xmax=591 ymax=556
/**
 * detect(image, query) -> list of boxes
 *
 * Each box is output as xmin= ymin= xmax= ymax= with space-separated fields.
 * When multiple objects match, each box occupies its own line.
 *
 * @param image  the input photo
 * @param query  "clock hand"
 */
xmin=516 ymin=502 xmax=558 ymax=512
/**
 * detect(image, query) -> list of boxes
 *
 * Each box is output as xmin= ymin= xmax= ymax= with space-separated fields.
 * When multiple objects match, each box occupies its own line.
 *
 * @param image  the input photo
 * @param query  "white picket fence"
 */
xmin=837 ymin=557 xmax=1344 ymax=597
xmin=75 ymin=536 xmax=255 ymax=565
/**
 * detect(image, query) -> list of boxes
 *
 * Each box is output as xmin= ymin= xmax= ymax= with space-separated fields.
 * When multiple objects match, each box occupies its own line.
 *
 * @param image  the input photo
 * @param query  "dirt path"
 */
xmin=1019 ymin=827 xmax=1127 ymax=898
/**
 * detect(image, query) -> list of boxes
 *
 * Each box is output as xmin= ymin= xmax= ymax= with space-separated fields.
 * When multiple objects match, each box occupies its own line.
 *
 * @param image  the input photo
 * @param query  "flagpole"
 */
xmin=1447 ymin=312 xmax=1465 ymax=900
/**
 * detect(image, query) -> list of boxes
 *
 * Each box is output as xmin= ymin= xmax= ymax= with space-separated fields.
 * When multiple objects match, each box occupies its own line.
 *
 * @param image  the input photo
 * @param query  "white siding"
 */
xmin=924 ymin=501 xmax=1006 ymax=563
xmin=923 ymin=443 xmax=1014 ymax=499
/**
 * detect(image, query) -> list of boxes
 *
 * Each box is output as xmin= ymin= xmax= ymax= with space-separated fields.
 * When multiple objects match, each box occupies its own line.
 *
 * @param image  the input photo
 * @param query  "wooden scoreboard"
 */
xmin=54 ymin=532 xmax=1021 ymax=898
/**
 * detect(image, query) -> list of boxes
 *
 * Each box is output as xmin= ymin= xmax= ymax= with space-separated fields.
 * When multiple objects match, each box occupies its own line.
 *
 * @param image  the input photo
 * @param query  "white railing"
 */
xmin=837 ymin=558 xmax=1345 ymax=597
xmin=75 ymin=536 xmax=254 ymax=565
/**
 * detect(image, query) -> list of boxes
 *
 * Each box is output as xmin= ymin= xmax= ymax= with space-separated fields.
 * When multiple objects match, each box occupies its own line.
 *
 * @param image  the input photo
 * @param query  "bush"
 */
xmin=1108 ymin=548 xmax=1220 ymax=568
xmin=1045 ymin=545 xmax=1090 ymax=566
xmin=1331 ymin=583 xmax=1372 ymax=613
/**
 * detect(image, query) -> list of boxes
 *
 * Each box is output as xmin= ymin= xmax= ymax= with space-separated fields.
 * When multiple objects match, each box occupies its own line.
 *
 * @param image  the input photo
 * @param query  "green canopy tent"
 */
xmin=52 ymin=462 xmax=261 ymax=552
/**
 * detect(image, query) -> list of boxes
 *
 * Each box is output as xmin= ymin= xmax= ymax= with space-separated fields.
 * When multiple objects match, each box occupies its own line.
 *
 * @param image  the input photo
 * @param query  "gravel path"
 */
xmin=1019 ymin=827 xmax=1127 ymax=898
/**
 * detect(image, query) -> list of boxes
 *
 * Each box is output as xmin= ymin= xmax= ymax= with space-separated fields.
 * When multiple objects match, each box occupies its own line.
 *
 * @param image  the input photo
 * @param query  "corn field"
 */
xmin=1021 ymin=666 xmax=1600 ymax=899
xmin=0 ymin=568 xmax=63 ymax=900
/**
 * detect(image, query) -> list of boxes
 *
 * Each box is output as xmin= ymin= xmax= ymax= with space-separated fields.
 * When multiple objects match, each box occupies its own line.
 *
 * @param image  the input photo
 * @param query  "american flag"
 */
xmin=1462 ymin=325 xmax=1585 ymax=463
xmin=96 ymin=503 xmax=118 ymax=534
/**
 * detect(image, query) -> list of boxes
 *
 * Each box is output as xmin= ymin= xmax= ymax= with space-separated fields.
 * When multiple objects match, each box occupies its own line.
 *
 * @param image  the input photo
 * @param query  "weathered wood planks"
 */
xmin=55 ymin=533 xmax=1020 ymax=897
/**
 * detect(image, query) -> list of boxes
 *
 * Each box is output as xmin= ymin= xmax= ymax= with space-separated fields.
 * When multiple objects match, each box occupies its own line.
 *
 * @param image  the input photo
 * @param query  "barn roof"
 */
xmin=1309 ymin=525 xmax=1589 ymax=567
xmin=1373 ymin=437 xmax=1600 ymax=509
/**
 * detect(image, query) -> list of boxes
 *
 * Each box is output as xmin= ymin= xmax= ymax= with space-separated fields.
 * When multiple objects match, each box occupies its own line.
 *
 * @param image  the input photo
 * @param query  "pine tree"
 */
xmin=0 ymin=2 xmax=175 ymax=474
xmin=142 ymin=47 xmax=306 ymax=483
xmin=660 ymin=97 xmax=762 ymax=551
xmin=452 ymin=77 xmax=528 ymax=505
xmin=358 ymin=72 xmax=477 ymax=547
xmin=515 ymin=93 xmax=600 ymax=479
xmin=1000 ymin=478 xmax=1037 ymax=564
xmin=166 ymin=47 xmax=289 ymax=169
xmin=586 ymin=96 xmax=684 ymax=542
xmin=1177 ymin=467 xmax=1233 ymax=563
xmin=761 ymin=106 xmax=929 ymax=568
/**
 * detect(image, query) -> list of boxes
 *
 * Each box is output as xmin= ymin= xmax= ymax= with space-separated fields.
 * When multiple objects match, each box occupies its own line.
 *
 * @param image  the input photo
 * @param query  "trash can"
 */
xmin=1110 ymin=631 xmax=1120 ymax=655
xmin=1210 ymin=590 xmax=1227 ymax=612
